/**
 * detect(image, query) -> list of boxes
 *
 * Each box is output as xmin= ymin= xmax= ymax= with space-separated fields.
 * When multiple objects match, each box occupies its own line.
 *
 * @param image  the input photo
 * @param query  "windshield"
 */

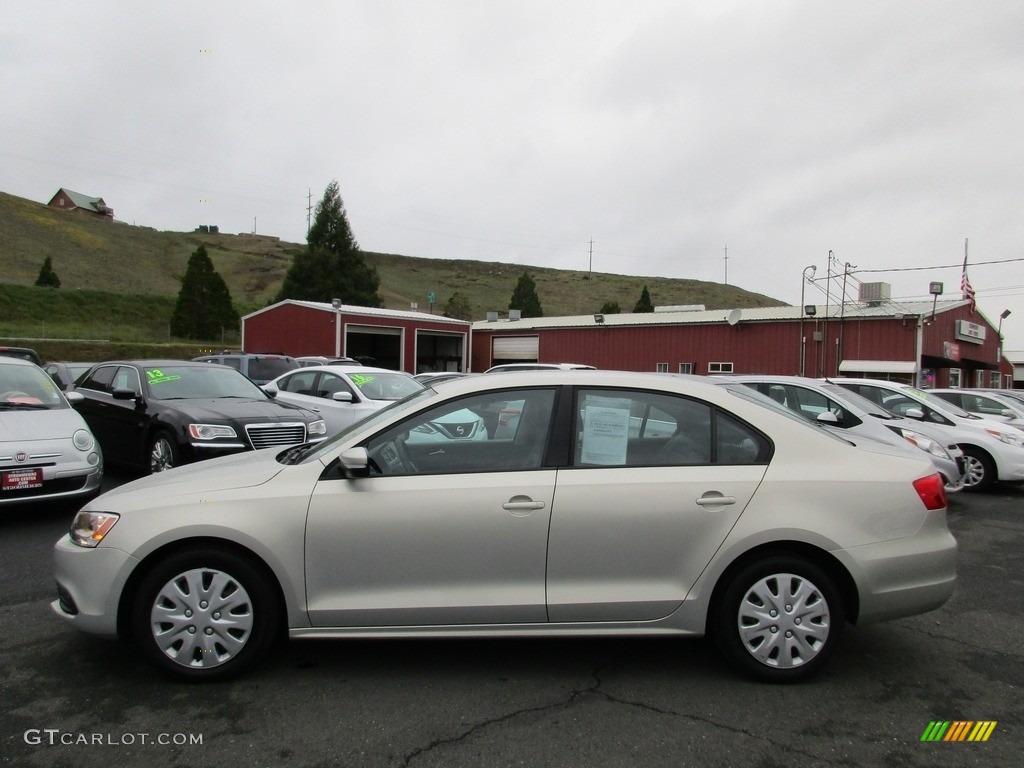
xmin=904 ymin=386 xmax=974 ymax=418
xmin=0 ymin=364 xmax=67 ymax=409
xmin=290 ymin=387 xmax=435 ymax=463
xmin=144 ymin=365 xmax=268 ymax=400
xmin=348 ymin=371 xmax=425 ymax=401
xmin=821 ymin=383 xmax=894 ymax=418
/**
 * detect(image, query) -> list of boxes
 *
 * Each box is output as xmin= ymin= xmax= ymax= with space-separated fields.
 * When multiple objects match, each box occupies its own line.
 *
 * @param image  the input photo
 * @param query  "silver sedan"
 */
xmin=52 ymin=370 xmax=957 ymax=683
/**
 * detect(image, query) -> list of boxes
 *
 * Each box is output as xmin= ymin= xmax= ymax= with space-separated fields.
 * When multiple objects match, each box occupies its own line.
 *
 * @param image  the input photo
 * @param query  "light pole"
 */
xmin=332 ymin=298 xmax=342 ymax=357
xmin=998 ymin=309 xmax=1011 ymax=370
xmin=799 ymin=265 xmax=817 ymax=375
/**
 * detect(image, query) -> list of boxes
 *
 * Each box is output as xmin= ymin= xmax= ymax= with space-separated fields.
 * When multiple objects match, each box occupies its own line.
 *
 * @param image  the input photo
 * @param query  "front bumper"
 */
xmin=51 ymin=535 xmax=138 ymax=638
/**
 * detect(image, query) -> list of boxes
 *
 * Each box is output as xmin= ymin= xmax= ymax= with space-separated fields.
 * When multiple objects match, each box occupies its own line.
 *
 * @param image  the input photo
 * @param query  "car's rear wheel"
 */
xmin=715 ymin=556 xmax=843 ymax=683
xmin=132 ymin=548 xmax=281 ymax=680
xmin=148 ymin=430 xmax=179 ymax=474
xmin=960 ymin=446 xmax=995 ymax=492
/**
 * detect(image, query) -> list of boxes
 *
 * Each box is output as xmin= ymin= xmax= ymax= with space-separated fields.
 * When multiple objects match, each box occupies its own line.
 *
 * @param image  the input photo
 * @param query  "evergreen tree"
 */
xmin=509 ymin=271 xmax=543 ymax=318
xmin=598 ymin=301 xmax=621 ymax=314
xmin=170 ymin=245 xmax=239 ymax=339
xmin=633 ymin=285 xmax=654 ymax=313
xmin=275 ymin=180 xmax=382 ymax=307
xmin=443 ymin=291 xmax=473 ymax=320
xmin=35 ymin=256 xmax=61 ymax=288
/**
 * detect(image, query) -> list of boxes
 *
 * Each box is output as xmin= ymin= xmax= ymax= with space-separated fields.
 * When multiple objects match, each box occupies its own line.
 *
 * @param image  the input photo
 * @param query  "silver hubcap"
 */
xmin=737 ymin=572 xmax=830 ymax=669
xmin=962 ymin=455 xmax=985 ymax=487
xmin=150 ymin=438 xmax=174 ymax=473
xmin=150 ymin=567 xmax=254 ymax=669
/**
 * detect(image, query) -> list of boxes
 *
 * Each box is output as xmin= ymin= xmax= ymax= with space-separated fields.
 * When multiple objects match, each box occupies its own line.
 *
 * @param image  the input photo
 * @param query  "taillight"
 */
xmin=913 ymin=473 xmax=947 ymax=511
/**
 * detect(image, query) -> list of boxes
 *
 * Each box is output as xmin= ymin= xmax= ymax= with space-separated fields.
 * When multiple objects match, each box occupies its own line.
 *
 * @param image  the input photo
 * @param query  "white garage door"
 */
xmin=492 ymin=335 xmax=539 ymax=361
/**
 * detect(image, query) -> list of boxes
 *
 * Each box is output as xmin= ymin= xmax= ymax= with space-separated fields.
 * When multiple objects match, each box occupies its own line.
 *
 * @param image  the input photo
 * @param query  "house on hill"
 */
xmin=47 ymin=188 xmax=114 ymax=221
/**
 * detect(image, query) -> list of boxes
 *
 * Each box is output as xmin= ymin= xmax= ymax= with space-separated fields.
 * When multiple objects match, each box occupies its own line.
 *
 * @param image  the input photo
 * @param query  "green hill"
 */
xmin=0 ymin=189 xmax=785 ymax=355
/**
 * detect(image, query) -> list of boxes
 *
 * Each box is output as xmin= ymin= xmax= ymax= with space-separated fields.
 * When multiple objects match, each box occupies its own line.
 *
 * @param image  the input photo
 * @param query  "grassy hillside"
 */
xmin=0 ymin=190 xmax=786 ymax=354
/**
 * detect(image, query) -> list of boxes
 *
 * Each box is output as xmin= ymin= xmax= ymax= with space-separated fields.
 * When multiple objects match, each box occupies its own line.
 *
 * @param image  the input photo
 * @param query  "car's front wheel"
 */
xmin=960 ymin=446 xmax=995 ymax=492
xmin=148 ymin=430 xmax=179 ymax=474
xmin=132 ymin=547 xmax=282 ymax=680
xmin=714 ymin=556 xmax=843 ymax=683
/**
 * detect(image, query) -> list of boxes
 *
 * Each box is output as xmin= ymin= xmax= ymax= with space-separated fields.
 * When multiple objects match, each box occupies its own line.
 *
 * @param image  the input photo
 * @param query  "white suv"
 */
xmin=833 ymin=378 xmax=1024 ymax=492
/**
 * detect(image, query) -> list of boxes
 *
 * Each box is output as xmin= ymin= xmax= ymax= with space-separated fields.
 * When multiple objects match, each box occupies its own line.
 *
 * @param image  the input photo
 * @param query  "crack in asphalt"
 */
xmin=400 ymin=663 xmax=839 ymax=767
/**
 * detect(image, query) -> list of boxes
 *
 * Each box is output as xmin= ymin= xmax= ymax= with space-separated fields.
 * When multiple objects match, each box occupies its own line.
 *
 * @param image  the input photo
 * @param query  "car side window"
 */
xmin=114 ymin=366 xmax=141 ymax=394
xmin=280 ymin=371 xmax=318 ymax=396
xmin=79 ymin=365 xmax=117 ymax=394
xmin=573 ymin=389 xmax=768 ymax=468
xmin=317 ymin=373 xmax=354 ymax=399
xmin=364 ymin=389 xmax=556 ymax=476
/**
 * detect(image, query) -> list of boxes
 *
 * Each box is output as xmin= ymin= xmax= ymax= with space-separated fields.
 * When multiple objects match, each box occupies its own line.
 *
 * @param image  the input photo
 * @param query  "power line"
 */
xmin=855 ymin=256 xmax=1024 ymax=274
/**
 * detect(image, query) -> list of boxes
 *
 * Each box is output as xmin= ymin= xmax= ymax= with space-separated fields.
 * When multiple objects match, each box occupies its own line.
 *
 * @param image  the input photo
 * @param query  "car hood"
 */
xmin=159 ymin=397 xmax=314 ymax=423
xmin=89 ymin=450 xmax=286 ymax=508
xmin=1 ymin=408 xmax=87 ymax=442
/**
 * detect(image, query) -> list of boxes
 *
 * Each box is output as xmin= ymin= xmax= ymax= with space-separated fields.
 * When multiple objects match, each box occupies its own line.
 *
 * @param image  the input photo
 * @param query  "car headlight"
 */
xmin=893 ymin=428 xmax=952 ymax=459
xmin=986 ymin=427 xmax=1024 ymax=449
xmin=70 ymin=511 xmax=119 ymax=548
xmin=308 ymin=419 xmax=327 ymax=436
xmin=72 ymin=429 xmax=94 ymax=452
xmin=188 ymin=424 xmax=237 ymax=440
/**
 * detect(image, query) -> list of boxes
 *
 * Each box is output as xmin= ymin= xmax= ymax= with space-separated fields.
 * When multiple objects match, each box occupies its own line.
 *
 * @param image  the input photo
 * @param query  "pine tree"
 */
xmin=443 ymin=291 xmax=473 ymax=320
xmin=598 ymin=301 xmax=621 ymax=314
xmin=35 ymin=256 xmax=61 ymax=288
xmin=633 ymin=285 xmax=654 ymax=313
xmin=170 ymin=245 xmax=239 ymax=339
xmin=509 ymin=271 xmax=543 ymax=318
xmin=275 ymin=180 xmax=382 ymax=307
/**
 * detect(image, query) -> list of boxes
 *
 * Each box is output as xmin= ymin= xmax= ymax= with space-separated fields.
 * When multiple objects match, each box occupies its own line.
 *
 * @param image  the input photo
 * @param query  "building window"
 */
xmin=678 ymin=362 xmax=694 ymax=374
xmin=59 ymin=197 xmax=64 ymax=206
xmin=975 ymin=369 xmax=986 ymax=388
xmin=948 ymin=369 xmax=961 ymax=388
xmin=990 ymin=371 xmax=1001 ymax=388
xmin=655 ymin=363 xmax=668 ymax=373
xmin=708 ymin=362 xmax=734 ymax=374
xmin=1005 ymin=374 xmax=1014 ymax=389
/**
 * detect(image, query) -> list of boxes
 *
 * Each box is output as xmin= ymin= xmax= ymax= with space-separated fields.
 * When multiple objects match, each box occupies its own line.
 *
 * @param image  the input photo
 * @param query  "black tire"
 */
xmin=714 ymin=556 xmax=843 ymax=683
xmin=148 ymin=430 xmax=179 ymax=474
xmin=132 ymin=547 xmax=282 ymax=681
xmin=960 ymin=446 xmax=995 ymax=493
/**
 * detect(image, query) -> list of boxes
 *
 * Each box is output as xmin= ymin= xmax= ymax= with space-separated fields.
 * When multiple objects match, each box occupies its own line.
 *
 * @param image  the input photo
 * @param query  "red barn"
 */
xmin=471 ymin=298 xmax=1011 ymax=388
xmin=241 ymin=300 xmax=471 ymax=374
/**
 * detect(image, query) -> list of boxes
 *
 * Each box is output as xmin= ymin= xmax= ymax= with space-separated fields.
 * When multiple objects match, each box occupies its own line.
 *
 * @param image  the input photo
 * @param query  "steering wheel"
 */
xmin=370 ymin=439 xmax=415 ymax=475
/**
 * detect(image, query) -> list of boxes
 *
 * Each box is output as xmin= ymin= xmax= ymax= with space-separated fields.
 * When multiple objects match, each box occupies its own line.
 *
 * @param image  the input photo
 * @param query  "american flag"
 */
xmin=961 ymin=253 xmax=975 ymax=314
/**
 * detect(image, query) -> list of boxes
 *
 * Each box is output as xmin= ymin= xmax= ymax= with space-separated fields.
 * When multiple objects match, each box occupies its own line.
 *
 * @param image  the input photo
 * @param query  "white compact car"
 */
xmin=1 ymin=357 xmax=103 ymax=506
xmin=834 ymin=378 xmax=1024 ymax=492
xmin=54 ymin=370 xmax=956 ymax=684
xmin=721 ymin=375 xmax=965 ymax=492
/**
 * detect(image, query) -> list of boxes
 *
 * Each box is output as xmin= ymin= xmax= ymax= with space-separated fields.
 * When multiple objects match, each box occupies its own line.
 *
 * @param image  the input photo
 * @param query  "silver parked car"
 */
xmin=263 ymin=365 xmax=427 ymax=434
xmin=834 ymin=377 xmax=1024 ymax=492
xmin=1 ymin=357 xmax=103 ymax=506
xmin=53 ymin=370 xmax=956 ymax=683
xmin=721 ymin=375 xmax=965 ymax=492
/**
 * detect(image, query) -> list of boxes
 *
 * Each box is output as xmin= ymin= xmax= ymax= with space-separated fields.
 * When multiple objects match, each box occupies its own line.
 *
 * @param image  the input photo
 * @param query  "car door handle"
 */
xmin=695 ymin=493 xmax=737 ymax=507
xmin=503 ymin=496 xmax=545 ymax=516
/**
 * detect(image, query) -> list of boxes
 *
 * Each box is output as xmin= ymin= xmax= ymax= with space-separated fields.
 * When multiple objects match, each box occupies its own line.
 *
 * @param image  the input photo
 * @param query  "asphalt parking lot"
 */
xmin=1 ymin=472 xmax=1020 ymax=768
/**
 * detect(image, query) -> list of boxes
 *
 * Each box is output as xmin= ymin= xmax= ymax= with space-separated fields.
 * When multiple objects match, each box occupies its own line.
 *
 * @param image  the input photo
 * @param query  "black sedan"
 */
xmin=72 ymin=360 xmax=327 ymax=473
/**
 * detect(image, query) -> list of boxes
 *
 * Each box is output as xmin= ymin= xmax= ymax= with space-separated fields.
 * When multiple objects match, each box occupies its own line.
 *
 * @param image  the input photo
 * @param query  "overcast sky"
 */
xmin=3 ymin=1 xmax=1024 ymax=345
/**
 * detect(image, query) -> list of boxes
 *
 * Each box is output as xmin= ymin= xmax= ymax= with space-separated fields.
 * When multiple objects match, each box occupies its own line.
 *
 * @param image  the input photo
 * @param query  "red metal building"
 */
xmin=242 ymin=300 xmax=471 ymax=374
xmin=471 ymin=298 xmax=1011 ymax=388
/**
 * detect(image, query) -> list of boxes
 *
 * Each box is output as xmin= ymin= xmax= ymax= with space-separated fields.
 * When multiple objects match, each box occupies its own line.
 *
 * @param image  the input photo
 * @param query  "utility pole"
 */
xmin=306 ymin=188 xmax=313 ymax=234
xmin=588 ymin=239 xmax=594 ymax=278
xmin=724 ymin=244 xmax=729 ymax=284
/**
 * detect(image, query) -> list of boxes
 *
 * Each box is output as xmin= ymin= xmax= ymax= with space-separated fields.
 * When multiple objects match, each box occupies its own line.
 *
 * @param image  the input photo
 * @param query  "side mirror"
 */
xmin=263 ymin=385 xmax=278 ymax=398
xmin=64 ymin=391 xmax=84 ymax=404
xmin=816 ymin=411 xmax=840 ymax=425
xmin=332 ymin=391 xmax=354 ymax=404
xmin=904 ymin=407 xmax=925 ymax=420
xmin=112 ymin=388 xmax=138 ymax=401
xmin=1001 ymin=409 xmax=1015 ymax=419
xmin=339 ymin=447 xmax=370 ymax=478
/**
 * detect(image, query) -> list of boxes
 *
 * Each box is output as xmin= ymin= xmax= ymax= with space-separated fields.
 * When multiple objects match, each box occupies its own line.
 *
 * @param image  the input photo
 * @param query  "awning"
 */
xmin=838 ymin=359 xmax=919 ymax=374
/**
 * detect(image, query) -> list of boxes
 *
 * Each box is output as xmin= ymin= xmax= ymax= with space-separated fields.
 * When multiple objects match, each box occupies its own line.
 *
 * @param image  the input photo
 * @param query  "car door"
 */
xmin=545 ymin=388 xmax=770 ymax=623
xmin=304 ymin=388 xmax=558 ymax=627
xmin=74 ymin=364 xmax=145 ymax=465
